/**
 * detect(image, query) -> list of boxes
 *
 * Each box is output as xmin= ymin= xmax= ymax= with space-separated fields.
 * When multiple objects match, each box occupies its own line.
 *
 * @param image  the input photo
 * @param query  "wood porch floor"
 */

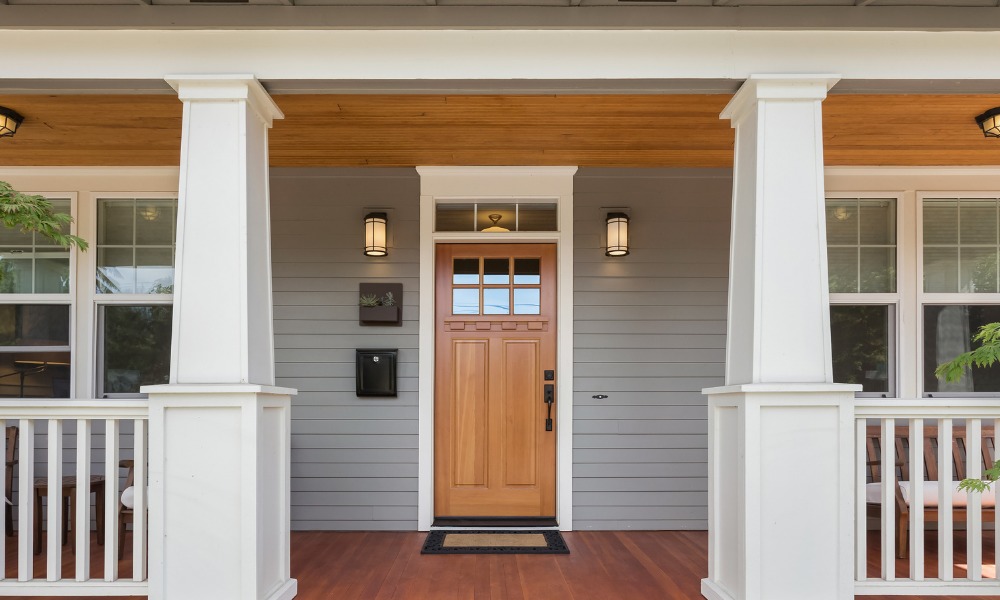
xmin=5 ymin=529 xmax=1000 ymax=599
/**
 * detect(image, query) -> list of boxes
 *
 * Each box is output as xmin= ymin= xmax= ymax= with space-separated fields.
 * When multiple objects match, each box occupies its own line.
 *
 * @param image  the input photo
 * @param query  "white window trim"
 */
xmin=826 ymin=192 xmax=904 ymax=398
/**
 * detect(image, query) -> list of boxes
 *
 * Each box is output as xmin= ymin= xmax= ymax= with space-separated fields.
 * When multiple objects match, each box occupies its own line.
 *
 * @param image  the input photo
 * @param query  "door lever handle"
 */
xmin=544 ymin=384 xmax=554 ymax=431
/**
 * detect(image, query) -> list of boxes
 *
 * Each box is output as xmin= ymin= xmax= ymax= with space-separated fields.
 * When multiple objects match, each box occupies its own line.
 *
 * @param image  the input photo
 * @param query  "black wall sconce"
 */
xmin=976 ymin=107 xmax=1000 ymax=138
xmin=0 ymin=107 xmax=24 ymax=139
xmin=364 ymin=212 xmax=388 ymax=257
xmin=606 ymin=212 xmax=630 ymax=257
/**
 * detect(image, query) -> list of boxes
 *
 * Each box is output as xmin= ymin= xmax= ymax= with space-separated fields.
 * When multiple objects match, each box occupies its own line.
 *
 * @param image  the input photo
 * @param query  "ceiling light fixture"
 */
xmin=976 ymin=107 xmax=1000 ymax=138
xmin=0 ymin=107 xmax=24 ymax=139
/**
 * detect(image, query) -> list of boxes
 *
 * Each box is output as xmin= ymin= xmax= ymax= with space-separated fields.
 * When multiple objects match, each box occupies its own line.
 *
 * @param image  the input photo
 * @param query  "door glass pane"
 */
xmin=960 ymin=200 xmax=998 ymax=245
xmin=483 ymin=288 xmax=510 ymax=315
xmin=452 ymin=288 xmax=479 ymax=315
xmin=436 ymin=204 xmax=474 ymax=232
xmin=514 ymin=259 xmax=541 ymax=284
xmin=924 ymin=201 xmax=959 ymax=245
xmin=924 ymin=305 xmax=1000 ymax=394
xmin=102 ymin=305 xmax=172 ymax=395
xmin=513 ymin=288 xmax=541 ymax=315
xmin=453 ymin=258 xmax=480 ymax=284
xmin=483 ymin=258 xmax=510 ymax=284
xmin=830 ymin=305 xmax=890 ymax=395
xmin=827 ymin=247 xmax=858 ymax=293
xmin=959 ymin=247 xmax=998 ymax=293
xmin=476 ymin=205 xmax=515 ymax=232
xmin=518 ymin=204 xmax=558 ymax=231
xmin=826 ymin=201 xmax=857 ymax=245
xmin=859 ymin=247 xmax=896 ymax=293
xmin=923 ymin=247 xmax=958 ymax=293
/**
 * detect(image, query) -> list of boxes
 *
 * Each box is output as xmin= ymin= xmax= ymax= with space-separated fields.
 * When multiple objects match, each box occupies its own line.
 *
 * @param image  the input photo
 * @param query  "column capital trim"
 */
xmin=720 ymin=74 xmax=841 ymax=125
xmin=165 ymin=74 xmax=284 ymax=126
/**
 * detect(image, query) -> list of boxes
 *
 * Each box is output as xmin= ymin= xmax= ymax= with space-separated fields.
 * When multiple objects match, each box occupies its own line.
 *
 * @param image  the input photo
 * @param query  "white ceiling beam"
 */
xmin=4 ymin=30 xmax=1000 ymax=82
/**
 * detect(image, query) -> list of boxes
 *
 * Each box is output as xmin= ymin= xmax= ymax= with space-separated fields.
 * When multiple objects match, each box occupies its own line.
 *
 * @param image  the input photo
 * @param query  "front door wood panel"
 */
xmin=435 ymin=243 xmax=557 ymax=518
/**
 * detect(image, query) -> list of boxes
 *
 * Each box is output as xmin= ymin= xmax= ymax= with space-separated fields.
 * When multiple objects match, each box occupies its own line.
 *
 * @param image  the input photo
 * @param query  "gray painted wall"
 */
xmin=270 ymin=167 xmax=730 ymax=532
xmin=271 ymin=168 xmax=421 ymax=531
xmin=572 ymin=168 xmax=731 ymax=530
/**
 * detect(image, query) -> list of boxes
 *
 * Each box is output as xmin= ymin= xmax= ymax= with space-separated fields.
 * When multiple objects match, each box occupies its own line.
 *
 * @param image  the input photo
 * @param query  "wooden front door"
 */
xmin=435 ymin=244 xmax=557 ymax=518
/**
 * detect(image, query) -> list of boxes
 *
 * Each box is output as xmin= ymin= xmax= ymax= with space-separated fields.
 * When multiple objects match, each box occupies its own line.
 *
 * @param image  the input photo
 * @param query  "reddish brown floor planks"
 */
xmin=4 ymin=529 xmax=1000 ymax=599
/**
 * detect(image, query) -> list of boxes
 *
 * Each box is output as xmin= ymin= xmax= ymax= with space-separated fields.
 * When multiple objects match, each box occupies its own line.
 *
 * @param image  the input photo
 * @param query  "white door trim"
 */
xmin=416 ymin=166 xmax=577 ymax=532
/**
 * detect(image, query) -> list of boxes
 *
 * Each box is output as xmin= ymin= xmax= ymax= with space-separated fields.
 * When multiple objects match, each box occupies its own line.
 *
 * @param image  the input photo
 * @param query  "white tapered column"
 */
xmin=702 ymin=76 xmax=857 ymax=600
xmin=145 ymin=76 xmax=296 ymax=600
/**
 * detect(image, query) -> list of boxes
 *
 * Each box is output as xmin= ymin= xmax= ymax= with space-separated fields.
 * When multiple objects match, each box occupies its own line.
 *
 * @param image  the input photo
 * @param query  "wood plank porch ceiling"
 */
xmin=0 ymin=93 xmax=998 ymax=167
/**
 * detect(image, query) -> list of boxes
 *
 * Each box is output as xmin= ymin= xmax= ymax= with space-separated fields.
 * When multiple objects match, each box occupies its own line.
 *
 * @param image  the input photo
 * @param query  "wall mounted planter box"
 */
xmin=359 ymin=282 xmax=403 ymax=326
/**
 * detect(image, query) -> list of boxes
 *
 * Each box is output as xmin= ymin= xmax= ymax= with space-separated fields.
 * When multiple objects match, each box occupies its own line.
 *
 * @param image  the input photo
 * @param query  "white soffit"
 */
xmin=3 ymin=30 xmax=1000 ymax=84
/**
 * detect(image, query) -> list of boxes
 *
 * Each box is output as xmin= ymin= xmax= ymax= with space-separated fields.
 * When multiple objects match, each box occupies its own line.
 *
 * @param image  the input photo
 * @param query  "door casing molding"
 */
xmin=417 ymin=166 xmax=577 ymax=531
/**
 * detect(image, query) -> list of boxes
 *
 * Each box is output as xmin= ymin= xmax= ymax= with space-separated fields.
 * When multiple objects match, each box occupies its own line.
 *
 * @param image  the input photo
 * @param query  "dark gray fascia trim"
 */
xmin=2 ymin=6 xmax=1000 ymax=31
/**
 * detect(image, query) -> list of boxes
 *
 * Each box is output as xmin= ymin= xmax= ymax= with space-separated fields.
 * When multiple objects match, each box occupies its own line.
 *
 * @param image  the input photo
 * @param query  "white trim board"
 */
xmin=416 ymin=166 xmax=576 ymax=532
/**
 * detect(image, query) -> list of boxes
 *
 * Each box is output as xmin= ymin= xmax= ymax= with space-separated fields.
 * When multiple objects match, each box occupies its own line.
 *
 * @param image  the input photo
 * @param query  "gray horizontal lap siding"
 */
xmin=271 ymin=168 xmax=420 ymax=531
xmin=572 ymin=168 xmax=731 ymax=531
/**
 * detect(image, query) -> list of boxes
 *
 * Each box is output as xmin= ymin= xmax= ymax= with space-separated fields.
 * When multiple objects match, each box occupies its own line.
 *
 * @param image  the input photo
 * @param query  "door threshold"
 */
xmin=432 ymin=517 xmax=558 ymax=528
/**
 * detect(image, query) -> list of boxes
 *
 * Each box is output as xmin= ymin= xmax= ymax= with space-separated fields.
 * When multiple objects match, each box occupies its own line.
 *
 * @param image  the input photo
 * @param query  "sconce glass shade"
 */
xmin=364 ymin=212 xmax=388 ymax=257
xmin=0 ymin=107 xmax=24 ymax=139
xmin=976 ymin=107 xmax=1000 ymax=138
xmin=606 ymin=212 xmax=630 ymax=257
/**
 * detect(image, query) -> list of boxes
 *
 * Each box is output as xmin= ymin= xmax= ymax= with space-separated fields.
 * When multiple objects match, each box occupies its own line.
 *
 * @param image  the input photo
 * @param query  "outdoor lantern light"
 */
xmin=364 ymin=212 xmax=388 ymax=257
xmin=606 ymin=212 xmax=630 ymax=257
xmin=0 ymin=107 xmax=24 ymax=139
xmin=976 ymin=107 xmax=1000 ymax=138
xmin=138 ymin=206 xmax=161 ymax=221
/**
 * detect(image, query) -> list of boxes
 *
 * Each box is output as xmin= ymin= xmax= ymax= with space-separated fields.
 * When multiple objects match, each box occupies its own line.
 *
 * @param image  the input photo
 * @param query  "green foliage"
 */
xmin=934 ymin=322 xmax=1000 ymax=383
xmin=958 ymin=459 xmax=1000 ymax=493
xmin=0 ymin=181 xmax=88 ymax=250
xmin=359 ymin=293 xmax=380 ymax=307
xmin=381 ymin=292 xmax=395 ymax=307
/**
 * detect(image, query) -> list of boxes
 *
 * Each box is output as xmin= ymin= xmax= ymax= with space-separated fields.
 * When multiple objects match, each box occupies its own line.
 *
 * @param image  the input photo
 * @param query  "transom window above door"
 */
xmin=436 ymin=202 xmax=557 ymax=233
xmin=451 ymin=257 xmax=541 ymax=315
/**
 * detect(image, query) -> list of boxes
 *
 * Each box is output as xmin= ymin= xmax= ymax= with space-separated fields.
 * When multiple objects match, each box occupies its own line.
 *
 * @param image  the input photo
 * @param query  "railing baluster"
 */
xmin=881 ymin=418 xmax=895 ymax=581
xmin=0 ymin=420 xmax=6 ymax=582
xmin=995 ymin=418 xmax=999 ymax=581
xmin=940 ymin=418 xmax=954 ymax=582
xmin=104 ymin=419 xmax=119 ymax=583
xmin=856 ymin=418 xmax=867 ymax=582
xmin=968 ymin=419 xmax=983 ymax=581
xmin=46 ymin=419 xmax=63 ymax=581
xmin=910 ymin=418 xmax=924 ymax=581
xmin=75 ymin=419 xmax=91 ymax=581
xmin=17 ymin=419 xmax=34 ymax=581
xmin=133 ymin=419 xmax=147 ymax=582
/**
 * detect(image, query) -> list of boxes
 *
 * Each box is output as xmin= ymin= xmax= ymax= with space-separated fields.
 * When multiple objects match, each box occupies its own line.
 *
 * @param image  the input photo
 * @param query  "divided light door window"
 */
xmin=826 ymin=198 xmax=897 ymax=398
xmin=95 ymin=198 xmax=176 ymax=398
xmin=0 ymin=197 xmax=73 ymax=398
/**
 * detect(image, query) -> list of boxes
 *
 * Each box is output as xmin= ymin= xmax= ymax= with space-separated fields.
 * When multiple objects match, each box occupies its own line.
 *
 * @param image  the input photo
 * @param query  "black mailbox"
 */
xmin=356 ymin=349 xmax=398 ymax=397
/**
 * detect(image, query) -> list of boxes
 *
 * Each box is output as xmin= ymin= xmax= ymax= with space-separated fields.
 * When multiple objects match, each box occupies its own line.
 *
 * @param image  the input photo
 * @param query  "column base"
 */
xmin=703 ymin=383 xmax=858 ymax=600
xmin=145 ymin=384 xmax=296 ymax=600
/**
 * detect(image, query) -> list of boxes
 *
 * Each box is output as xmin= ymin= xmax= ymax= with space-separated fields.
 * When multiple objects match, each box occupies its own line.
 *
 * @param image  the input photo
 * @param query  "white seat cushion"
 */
xmin=121 ymin=486 xmax=134 ymax=509
xmin=867 ymin=480 xmax=997 ymax=508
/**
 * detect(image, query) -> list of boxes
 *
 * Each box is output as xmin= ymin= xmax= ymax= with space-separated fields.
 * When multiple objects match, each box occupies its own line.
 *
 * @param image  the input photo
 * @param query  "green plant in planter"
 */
xmin=0 ymin=181 xmax=87 ymax=250
xmin=359 ymin=293 xmax=381 ymax=307
xmin=381 ymin=291 xmax=395 ymax=307
xmin=935 ymin=322 xmax=1000 ymax=492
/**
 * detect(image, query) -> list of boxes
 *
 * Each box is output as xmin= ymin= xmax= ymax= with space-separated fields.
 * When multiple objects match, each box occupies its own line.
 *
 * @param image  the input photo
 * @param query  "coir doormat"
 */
xmin=421 ymin=530 xmax=570 ymax=555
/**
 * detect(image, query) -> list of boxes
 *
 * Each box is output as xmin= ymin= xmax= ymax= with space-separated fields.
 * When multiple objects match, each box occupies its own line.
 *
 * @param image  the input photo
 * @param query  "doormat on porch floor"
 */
xmin=421 ymin=530 xmax=570 ymax=555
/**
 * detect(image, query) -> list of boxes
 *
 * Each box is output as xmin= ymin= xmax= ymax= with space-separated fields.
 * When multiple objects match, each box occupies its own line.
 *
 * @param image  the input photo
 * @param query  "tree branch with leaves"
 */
xmin=0 ymin=181 xmax=87 ymax=250
xmin=935 ymin=322 xmax=1000 ymax=492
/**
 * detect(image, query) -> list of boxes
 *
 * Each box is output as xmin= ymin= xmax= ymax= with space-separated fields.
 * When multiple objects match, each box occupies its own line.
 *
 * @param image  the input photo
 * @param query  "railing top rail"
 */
xmin=0 ymin=398 xmax=149 ymax=420
xmin=854 ymin=398 xmax=1000 ymax=419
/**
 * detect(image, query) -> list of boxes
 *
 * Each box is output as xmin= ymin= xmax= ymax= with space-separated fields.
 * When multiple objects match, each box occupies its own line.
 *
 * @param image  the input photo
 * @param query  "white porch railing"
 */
xmin=855 ymin=398 xmax=1000 ymax=596
xmin=0 ymin=399 xmax=148 ymax=597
